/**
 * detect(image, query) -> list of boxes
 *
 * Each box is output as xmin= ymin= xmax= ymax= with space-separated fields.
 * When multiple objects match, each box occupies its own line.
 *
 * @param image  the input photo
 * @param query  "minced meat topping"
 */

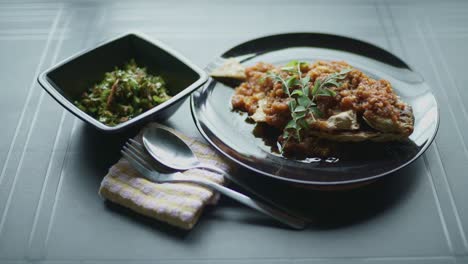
xmin=232 ymin=60 xmax=410 ymax=132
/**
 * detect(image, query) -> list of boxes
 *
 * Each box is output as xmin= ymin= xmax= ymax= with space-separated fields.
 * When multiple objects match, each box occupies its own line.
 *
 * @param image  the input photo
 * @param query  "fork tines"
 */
xmin=121 ymin=139 xmax=156 ymax=173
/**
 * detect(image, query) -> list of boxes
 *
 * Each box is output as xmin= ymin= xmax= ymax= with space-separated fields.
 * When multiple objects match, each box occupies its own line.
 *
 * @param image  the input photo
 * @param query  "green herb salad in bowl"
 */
xmin=75 ymin=59 xmax=171 ymax=126
xmin=38 ymin=33 xmax=208 ymax=132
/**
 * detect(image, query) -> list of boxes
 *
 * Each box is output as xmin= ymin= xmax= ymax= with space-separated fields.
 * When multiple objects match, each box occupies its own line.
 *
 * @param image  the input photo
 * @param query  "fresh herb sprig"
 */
xmin=264 ymin=60 xmax=351 ymax=146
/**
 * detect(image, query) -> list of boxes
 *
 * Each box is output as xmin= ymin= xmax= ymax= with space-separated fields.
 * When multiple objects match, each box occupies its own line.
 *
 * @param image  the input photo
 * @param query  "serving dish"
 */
xmin=191 ymin=33 xmax=439 ymax=186
xmin=38 ymin=32 xmax=208 ymax=132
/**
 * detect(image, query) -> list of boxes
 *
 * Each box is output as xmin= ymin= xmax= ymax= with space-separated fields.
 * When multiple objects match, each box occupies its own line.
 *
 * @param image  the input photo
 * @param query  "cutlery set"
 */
xmin=121 ymin=126 xmax=308 ymax=229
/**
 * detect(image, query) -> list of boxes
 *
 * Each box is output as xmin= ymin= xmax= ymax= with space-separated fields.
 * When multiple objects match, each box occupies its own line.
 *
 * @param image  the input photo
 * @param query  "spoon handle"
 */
xmin=167 ymin=174 xmax=307 ymax=229
xmin=194 ymin=163 xmax=226 ymax=175
xmin=194 ymin=163 xmax=309 ymax=222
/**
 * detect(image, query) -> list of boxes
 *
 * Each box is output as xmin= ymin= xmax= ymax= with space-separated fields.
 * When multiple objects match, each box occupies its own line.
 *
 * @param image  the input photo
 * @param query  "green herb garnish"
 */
xmin=75 ymin=59 xmax=171 ymax=126
xmin=264 ymin=61 xmax=351 ymax=147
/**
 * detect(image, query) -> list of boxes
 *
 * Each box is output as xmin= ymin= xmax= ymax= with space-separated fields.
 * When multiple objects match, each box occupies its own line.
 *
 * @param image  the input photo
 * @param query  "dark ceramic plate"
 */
xmin=191 ymin=33 xmax=439 ymax=186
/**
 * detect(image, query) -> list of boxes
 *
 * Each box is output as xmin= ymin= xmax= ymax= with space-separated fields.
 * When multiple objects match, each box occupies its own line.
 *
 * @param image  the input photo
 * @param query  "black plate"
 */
xmin=191 ymin=33 xmax=439 ymax=186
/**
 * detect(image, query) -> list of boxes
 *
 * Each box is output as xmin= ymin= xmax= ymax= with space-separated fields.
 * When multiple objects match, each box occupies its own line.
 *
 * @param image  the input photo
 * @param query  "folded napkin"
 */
xmin=99 ymin=123 xmax=230 ymax=230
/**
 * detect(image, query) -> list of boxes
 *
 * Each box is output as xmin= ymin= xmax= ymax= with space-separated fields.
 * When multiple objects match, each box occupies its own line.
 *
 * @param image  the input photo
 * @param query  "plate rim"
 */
xmin=190 ymin=32 xmax=440 ymax=185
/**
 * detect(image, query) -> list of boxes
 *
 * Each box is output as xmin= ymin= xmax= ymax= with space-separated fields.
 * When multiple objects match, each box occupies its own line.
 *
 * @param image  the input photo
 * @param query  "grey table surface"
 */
xmin=1 ymin=0 xmax=468 ymax=263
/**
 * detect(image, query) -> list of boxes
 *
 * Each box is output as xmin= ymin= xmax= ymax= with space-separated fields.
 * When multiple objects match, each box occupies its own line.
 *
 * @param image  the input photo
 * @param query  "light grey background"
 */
xmin=0 ymin=0 xmax=467 ymax=263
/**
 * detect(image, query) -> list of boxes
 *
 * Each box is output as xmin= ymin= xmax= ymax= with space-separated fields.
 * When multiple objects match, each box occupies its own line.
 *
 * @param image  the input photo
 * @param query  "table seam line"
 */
xmin=43 ymin=7 xmax=107 ymax=251
xmin=384 ymin=1 xmax=464 ymax=253
xmin=0 ymin=4 xmax=62 ymax=187
xmin=0 ymin=4 xmax=63 ymax=236
xmin=26 ymin=11 xmax=73 ymax=258
xmin=415 ymin=17 xmax=468 ymax=251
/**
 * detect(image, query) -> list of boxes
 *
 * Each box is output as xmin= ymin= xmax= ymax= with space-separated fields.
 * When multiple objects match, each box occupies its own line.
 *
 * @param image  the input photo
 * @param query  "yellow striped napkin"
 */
xmin=99 ymin=123 xmax=230 ymax=230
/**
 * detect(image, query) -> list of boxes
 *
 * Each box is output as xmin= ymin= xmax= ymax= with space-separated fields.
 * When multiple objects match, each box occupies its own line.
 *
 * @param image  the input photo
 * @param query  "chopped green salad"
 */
xmin=75 ymin=59 xmax=171 ymax=126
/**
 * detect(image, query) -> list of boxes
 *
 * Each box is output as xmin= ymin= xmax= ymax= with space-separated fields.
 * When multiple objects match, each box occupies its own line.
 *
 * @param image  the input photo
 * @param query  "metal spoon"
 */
xmin=142 ymin=126 xmax=225 ymax=175
xmin=141 ymin=126 xmax=309 ymax=222
xmin=123 ymin=140 xmax=306 ymax=229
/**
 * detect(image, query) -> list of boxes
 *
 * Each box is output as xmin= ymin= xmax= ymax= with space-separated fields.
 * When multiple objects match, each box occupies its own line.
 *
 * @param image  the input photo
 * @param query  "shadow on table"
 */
xmin=78 ymin=123 xmax=142 ymax=176
xmin=77 ymin=122 xmax=421 ymax=232
xmin=78 ymin=123 xmax=198 ymax=238
xmin=103 ymin=200 xmax=192 ymax=239
xmin=206 ymin=161 xmax=421 ymax=230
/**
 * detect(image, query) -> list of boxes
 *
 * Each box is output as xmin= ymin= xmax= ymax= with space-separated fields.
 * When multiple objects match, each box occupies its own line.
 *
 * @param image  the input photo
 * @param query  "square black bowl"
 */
xmin=38 ymin=32 xmax=207 ymax=132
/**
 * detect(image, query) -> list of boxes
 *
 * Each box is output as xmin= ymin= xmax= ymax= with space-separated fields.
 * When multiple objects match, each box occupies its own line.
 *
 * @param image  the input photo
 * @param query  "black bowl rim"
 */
xmin=38 ymin=31 xmax=208 ymax=132
xmin=190 ymin=32 xmax=440 ymax=186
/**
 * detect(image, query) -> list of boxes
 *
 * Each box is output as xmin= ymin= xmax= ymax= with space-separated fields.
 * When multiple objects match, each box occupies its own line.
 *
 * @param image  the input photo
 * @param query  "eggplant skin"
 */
xmin=308 ymin=104 xmax=414 ymax=142
xmin=363 ymin=103 xmax=414 ymax=137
